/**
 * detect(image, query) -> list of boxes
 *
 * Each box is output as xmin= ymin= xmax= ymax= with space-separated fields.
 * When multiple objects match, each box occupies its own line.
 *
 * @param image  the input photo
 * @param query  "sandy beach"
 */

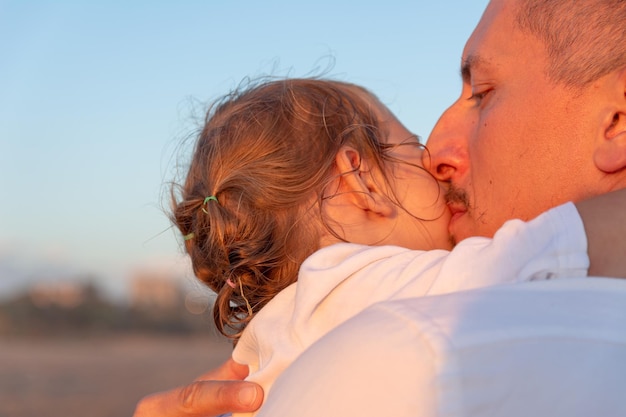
xmin=0 ymin=334 xmax=232 ymax=417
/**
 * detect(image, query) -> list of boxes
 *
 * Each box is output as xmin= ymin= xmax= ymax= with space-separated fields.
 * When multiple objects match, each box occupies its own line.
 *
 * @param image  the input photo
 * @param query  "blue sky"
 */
xmin=0 ymin=1 xmax=488 ymax=300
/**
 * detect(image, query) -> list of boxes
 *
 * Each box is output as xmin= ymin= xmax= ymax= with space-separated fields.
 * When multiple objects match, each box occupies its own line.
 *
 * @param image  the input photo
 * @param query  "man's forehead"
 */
xmin=465 ymin=0 xmax=516 ymax=48
xmin=460 ymin=0 xmax=520 ymax=82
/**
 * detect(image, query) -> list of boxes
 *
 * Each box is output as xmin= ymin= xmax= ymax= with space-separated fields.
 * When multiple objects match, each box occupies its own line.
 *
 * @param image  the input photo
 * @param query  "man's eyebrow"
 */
xmin=460 ymin=54 xmax=484 ymax=84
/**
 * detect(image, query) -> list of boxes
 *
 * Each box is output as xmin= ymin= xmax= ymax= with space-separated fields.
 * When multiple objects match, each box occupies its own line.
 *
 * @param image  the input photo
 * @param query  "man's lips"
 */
xmin=447 ymin=202 xmax=467 ymax=230
xmin=444 ymin=185 xmax=470 ymax=235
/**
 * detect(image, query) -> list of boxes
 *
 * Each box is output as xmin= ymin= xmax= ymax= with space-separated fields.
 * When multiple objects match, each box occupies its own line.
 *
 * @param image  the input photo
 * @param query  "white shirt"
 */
xmin=233 ymin=202 xmax=590 ymax=416
xmin=258 ymin=277 xmax=626 ymax=417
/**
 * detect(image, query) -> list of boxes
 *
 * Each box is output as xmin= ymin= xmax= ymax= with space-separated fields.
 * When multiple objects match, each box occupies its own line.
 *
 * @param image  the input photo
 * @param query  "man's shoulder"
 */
xmin=260 ymin=278 xmax=626 ymax=417
xmin=354 ymin=278 xmax=626 ymax=416
xmin=366 ymin=277 xmax=626 ymax=346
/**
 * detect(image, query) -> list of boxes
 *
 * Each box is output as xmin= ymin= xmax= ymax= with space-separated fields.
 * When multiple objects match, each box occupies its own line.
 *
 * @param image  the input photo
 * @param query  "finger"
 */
xmin=180 ymin=380 xmax=263 ymax=415
xmin=133 ymin=380 xmax=263 ymax=417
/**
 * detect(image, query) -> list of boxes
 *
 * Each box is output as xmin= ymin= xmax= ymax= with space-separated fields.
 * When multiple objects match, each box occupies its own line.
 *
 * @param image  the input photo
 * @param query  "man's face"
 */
xmin=425 ymin=0 xmax=605 ymax=242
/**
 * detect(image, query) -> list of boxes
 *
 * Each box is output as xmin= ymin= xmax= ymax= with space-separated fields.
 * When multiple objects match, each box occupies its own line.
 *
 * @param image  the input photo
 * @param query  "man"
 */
xmin=134 ymin=0 xmax=626 ymax=415
xmin=427 ymin=0 xmax=626 ymax=247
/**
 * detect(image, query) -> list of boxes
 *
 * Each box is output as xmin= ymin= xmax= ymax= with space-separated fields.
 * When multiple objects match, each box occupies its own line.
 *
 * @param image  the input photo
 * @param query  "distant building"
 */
xmin=129 ymin=273 xmax=185 ymax=311
xmin=29 ymin=281 xmax=96 ymax=308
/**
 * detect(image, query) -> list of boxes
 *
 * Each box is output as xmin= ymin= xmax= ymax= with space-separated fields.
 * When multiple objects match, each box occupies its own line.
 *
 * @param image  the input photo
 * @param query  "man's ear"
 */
xmin=334 ymin=146 xmax=394 ymax=217
xmin=595 ymin=68 xmax=626 ymax=173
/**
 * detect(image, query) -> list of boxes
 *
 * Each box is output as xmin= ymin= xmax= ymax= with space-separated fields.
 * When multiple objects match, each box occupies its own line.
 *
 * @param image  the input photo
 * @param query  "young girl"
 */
xmin=171 ymin=78 xmax=588 ymax=416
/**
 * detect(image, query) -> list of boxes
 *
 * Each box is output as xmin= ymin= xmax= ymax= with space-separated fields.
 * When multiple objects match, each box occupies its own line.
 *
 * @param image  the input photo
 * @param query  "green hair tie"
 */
xmin=202 ymin=195 xmax=218 ymax=214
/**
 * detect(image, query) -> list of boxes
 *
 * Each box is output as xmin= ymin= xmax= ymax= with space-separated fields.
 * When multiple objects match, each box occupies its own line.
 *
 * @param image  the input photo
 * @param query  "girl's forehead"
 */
xmin=370 ymin=105 xmax=414 ymax=145
xmin=346 ymin=85 xmax=415 ymax=145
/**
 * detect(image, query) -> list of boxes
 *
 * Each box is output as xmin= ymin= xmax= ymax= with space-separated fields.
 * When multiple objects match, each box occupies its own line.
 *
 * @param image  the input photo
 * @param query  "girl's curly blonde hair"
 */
xmin=171 ymin=78 xmax=412 ymax=340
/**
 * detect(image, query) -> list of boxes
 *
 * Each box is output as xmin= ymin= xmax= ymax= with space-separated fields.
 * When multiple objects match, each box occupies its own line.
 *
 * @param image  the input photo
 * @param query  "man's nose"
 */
xmin=423 ymin=103 xmax=469 ymax=183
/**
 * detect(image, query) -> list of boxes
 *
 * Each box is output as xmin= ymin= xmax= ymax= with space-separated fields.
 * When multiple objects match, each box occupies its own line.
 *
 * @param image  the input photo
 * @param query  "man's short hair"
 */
xmin=516 ymin=0 xmax=626 ymax=88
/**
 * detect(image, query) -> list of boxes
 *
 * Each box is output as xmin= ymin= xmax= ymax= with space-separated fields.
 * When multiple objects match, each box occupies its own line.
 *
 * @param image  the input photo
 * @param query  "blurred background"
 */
xmin=0 ymin=1 xmax=487 ymax=416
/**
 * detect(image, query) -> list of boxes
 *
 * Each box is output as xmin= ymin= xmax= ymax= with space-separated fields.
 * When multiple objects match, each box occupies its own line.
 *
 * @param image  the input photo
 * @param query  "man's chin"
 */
xmin=448 ymin=219 xmax=475 ymax=245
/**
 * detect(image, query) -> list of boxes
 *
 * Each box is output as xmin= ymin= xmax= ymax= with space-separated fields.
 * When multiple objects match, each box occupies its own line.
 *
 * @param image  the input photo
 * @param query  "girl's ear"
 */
xmin=334 ymin=146 xmax=394 ymax=217
xmin=594 ymin=68 xmax=626 ymax=173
